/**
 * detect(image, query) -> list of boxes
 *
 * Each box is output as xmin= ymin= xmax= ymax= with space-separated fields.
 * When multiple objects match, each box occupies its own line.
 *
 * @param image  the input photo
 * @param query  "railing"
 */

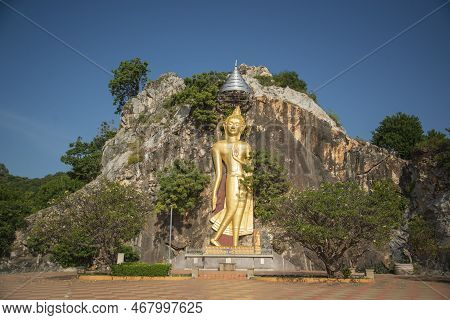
xmin=185 ymin=247 xmax=273 ymax=256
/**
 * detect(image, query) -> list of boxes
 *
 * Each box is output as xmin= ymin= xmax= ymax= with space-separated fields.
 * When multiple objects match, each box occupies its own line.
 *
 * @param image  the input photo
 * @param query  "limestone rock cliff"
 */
xmin=4 ymin=65 xmax=447 ymax=272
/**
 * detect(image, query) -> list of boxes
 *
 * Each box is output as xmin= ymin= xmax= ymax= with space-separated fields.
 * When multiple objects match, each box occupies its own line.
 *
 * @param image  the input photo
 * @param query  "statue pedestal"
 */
xmin=175 ymin=246 xmax=274 ymax=271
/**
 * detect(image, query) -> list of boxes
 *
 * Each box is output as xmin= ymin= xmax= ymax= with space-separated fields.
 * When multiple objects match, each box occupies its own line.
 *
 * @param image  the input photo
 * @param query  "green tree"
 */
xmin=33 ymin=173 xmax=85 ymax=211
xmin=166 ymin=72 xmax=228 ymax=128
xmin=154 ymin=159 xmax=209 ymax=215
xmin=273 ymin=71 xmax=307 ymax=92
xmin=0 ymin=185 xmax=31 ymax=257
xmin=28 ymin=179 xmax=149 ymax=269
xmin=274 ymin=180 xmax=406 ymax=276
xmin=108 ymin=58 xmax=149 ymax=114
xmin=61 ymin=122 xmax=116 ymax=182
xmin=371 ymin=112 xmax=424 ymax=159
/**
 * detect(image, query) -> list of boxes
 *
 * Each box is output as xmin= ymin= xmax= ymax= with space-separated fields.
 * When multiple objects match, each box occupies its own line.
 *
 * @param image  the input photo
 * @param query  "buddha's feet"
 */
xmin=210 ymin=239 xmax=221 ymax=247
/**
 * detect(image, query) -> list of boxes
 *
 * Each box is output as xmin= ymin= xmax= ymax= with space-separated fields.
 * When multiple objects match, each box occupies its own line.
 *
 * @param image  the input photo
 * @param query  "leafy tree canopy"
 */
xmin=0 ymin=183 xmax=31 ymax=257
xmin=61 ymin=122 xmax=116 ymax=182
xmin=108 ymin=58 xmax=149 ymax=114
xmin=33 ymin=174 xmax=85 ymax=210
xmin=28 ymin=179 xmax=149 ymax=269
xmin=154 ymin=159 xmax=209 ymax=215
xmin=371 ymin=112 xmax=424 ymax=159
xmin=0 ymin=167 xmax=84 ymax=257
xmin=274 ymin=180 xmax=406 ymax=276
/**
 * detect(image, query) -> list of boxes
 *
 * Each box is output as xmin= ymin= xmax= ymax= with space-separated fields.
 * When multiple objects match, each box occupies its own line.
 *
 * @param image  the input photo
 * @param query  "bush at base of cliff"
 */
xmin=111 ymin=262 xmax=171 ymax=277
xmin=274 ymin=180 xmax=407 ymax=277
xmin=165 ymin=72 xmax=228 ymax=128
xmin=27 ymin=179 xmax=150 ymax=269
xmin=154 ymin=159 xmax=209 ymax=216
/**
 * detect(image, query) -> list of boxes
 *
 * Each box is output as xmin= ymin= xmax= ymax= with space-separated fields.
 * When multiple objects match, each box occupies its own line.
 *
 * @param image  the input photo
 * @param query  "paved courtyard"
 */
xmin=0 ymin=272 xmax=448 ymax=300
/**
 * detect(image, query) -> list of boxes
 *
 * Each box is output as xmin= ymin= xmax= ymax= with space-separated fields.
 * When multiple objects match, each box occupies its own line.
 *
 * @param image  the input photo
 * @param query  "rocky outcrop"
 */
xmin=4 ymin=65 xmax=447 ymax=272
xmin=400 ymin=151 xmax=450 ymax=270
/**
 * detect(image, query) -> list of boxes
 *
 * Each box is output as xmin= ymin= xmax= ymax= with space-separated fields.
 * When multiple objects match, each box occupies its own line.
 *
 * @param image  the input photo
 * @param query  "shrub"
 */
xmin=118 ymin=244 xmax=140 ymax=262
xmin=413 ymin=129 xmax=450 ymax=174
xmin=154 ymin=159 xmax=209 ymax=215
xmin=326 ymin=110 xmax=341 ymax=127
xmin=371 ymin=112 xmax=424 ymax=159
xmin=111 ymin=262 xmax=171 ymax=276
xmin=341 ymin=267 xmax=351 ymax=279
xmin=254 ymin=75 xmax=274 ymax=86
xmin=50 ymin=232 xmax=97 ymax=267
xmin=255 ymin=71 xmax=317 ymax=102
xmin=127 ymin=153 xmax=140 ymax=165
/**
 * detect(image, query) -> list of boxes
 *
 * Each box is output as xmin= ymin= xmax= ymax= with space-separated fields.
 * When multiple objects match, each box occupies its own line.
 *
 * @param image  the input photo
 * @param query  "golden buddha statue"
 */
xmin=210 ymin=106 xmax=253 ymax=247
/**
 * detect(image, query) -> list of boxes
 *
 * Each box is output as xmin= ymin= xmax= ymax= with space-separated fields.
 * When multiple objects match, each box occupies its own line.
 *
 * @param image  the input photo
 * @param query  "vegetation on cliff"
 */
xmin=164 ymin=72 xmax=229 ymax=128
xmin=274 ymin=180 xmax=407 ymax=277
xmin=241 ymin=151 xmax=290 ymax=222
xmin=255 ymin=71 xmax=317 ymax=102
xmin=108 ymin=57 xmax=149 ymax=114
xmin=154 ymin=159 xmax=209 ymax=215
xmin=413 ymin=128 xmax=450 ymax=174
xmin=27 ymin=179 xmax=149 ymax=269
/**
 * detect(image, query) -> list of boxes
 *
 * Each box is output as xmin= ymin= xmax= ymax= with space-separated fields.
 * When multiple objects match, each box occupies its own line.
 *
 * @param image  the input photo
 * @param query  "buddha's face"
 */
xmin=225 ymin=117 xmax=244 ymax=136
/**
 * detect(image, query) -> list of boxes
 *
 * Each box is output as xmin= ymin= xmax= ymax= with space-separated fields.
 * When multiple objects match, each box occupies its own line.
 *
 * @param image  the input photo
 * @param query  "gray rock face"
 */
xmin=4 ymin=65 xmax=447 ymax=272
xmin=401 ymin=152 xmax=450 ymax=268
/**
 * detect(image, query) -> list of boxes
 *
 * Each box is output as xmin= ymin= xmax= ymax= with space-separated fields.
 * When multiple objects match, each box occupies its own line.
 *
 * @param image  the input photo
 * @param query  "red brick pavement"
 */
xmin=0 ymin=272 xmax=448 ymax=300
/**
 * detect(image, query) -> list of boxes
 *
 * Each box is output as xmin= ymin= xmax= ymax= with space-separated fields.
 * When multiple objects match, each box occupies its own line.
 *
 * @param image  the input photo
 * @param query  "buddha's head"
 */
xmin=224 ymin=106 xmax=245 ymax=138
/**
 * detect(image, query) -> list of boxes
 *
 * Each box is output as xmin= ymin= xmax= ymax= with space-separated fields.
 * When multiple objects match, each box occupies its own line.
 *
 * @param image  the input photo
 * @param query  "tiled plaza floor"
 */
xmin=0 ymin=272 xmax=448 ymax=300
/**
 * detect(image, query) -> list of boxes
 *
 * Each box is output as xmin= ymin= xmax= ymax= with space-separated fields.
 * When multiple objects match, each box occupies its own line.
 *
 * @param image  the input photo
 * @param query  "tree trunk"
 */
xmin=324 ymin=264 xmax=335 ymax=277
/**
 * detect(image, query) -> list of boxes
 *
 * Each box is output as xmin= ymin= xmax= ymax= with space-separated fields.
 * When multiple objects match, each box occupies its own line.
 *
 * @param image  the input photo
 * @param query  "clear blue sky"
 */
xmin=1 ymin=0 xmax=449 ymax=178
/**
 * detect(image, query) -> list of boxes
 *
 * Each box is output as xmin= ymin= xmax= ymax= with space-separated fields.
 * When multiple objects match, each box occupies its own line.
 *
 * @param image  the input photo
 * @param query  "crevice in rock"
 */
xmin=357 ymin=156 xmax=390 ymax=176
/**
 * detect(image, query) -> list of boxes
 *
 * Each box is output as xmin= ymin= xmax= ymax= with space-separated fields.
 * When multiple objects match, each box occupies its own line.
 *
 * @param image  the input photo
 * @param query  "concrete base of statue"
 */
xmin=172 ymin=246 xmax=297 ymax=272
